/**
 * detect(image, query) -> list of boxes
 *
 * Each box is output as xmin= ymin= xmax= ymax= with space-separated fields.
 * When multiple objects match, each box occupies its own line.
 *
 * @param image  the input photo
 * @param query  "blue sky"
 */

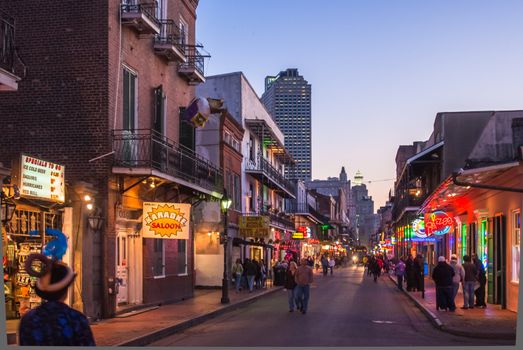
xmin=196 ymin=0 xmax=523 ymax=209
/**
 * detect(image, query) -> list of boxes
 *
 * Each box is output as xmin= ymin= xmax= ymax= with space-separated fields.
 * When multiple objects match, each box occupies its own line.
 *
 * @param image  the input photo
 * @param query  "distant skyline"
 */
xmin=196 ymin=0 xmax=523 ymax=209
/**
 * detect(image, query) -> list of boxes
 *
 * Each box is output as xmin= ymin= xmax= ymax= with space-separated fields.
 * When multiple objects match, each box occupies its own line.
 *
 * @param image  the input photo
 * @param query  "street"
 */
xmin=148 ymin=266 xmax=513 ymax=347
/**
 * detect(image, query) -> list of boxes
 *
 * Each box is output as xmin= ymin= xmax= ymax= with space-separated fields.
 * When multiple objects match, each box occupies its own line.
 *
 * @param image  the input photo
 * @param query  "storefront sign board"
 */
xmin=17 ymin=155 xmax=65 ymax=202
xmin=142 ymin=202 xmax=190 ymax=239
xmin=239 ymin=215 xmax=270 ymax=230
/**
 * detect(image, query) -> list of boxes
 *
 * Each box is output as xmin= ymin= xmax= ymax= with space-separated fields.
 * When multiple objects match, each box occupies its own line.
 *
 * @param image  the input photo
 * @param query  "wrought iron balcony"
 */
xmin=121 ymin=1 xmax=160 ymax=35
xmin=0 ymin=11 xmax=21 ymax=91
xmin=286 ymin=201 xmax=328 ymax=224
xmin=245 ymin=156 xmax=296 ymax=198
xmin=178 ymin=46 xmax=205 ymax=85
xmin=154 ymin=20 xmax=186 ymax=62
xmin=112 ymin=129 xmax=223 ymax=195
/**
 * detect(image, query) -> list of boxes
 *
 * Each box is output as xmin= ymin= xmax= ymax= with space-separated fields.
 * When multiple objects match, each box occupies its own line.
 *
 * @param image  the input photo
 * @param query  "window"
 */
xmin=179 ymin=108 xmax=195 ymax=150
xmin=123 ymin=68 xmax=136 ymax=131
xmin=233 ymin=174 xmax=241 ymax=211
xmin=153 ymin=239 xmax=165 ymax=277
xmin=512 ymin=210 xmax=520 ymax=283
xmin=177 ymin=240 xmax=187 ymax=275
xmin=179 ymin=17 xmax=189 ymax=46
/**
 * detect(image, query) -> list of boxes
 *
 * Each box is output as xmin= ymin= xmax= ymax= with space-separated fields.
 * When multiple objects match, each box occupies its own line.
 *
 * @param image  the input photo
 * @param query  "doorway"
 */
xmin=116 ymin=230 xmax=129 ymax=305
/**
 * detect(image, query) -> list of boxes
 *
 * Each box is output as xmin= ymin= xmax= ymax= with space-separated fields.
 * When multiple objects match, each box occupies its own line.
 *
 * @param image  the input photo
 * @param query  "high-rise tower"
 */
xmin=261 ymin=68 xmax=312 ymax=181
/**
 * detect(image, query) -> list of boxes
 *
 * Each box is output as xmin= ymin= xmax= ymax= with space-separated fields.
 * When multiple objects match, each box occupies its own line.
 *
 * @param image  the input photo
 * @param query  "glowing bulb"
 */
xmin=84 ymin=194 xmax=91 ymax=202
xmin=86 ymin=203 xmax=93 ymax=210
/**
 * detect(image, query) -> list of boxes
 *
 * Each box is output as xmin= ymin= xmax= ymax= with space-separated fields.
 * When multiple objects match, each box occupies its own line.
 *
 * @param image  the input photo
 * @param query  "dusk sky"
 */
xmin=196 ymin=0 xmax=523 ymax=209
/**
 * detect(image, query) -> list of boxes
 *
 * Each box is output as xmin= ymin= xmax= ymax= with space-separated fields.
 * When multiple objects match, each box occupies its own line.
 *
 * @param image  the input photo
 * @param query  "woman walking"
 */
xmin=232 ymin=258 xmax=244 ymax=293
xmin=284 ymin=261 xmax=298 ymax=312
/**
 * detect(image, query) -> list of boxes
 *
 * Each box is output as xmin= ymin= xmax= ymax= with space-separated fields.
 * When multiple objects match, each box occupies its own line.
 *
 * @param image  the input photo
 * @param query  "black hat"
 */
xmin=25 ymin=254 xmax=76 ymax=301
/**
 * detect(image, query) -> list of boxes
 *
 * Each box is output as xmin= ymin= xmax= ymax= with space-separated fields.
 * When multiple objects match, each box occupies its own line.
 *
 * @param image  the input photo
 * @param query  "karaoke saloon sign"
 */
xmin=142 ymin=202 xmax=191 ymax=239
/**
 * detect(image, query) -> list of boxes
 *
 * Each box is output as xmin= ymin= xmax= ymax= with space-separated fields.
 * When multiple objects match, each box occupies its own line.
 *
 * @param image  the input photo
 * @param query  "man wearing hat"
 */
xmin=449 ymin=254 xmax=465 ymax=307
xmin=18 ymin=254 xmax=95 ymax=346
xmin=431 ymin=256 xmax=455 ymax=311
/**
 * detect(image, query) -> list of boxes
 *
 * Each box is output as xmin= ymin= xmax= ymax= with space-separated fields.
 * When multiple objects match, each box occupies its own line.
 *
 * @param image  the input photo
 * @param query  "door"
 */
xmin=492 ymin=215 xmax=506 ymax=307
xmin=116 ymin=231 xmax=129 ymax=305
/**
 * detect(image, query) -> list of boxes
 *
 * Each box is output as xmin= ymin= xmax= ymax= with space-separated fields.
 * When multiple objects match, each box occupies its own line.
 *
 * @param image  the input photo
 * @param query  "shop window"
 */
xmin=512 ymin=210 xmax=520 ymax=283
xmin=153 ymin=239 xmax=165 ymax=277
xmin=177 ymin=240 xmax=187 ymax=275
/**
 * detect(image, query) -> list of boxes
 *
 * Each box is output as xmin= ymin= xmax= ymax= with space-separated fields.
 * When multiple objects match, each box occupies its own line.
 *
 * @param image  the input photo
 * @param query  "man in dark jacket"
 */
xmin=472 ymin=254 xmax=487 ymax=308
xmin=243 ymin=259 xmax=257 ymax=293
xmin=462 ymin=255 xmax=478 ymax=309
xmin=431 ymin=256 xmax=455 ymax=311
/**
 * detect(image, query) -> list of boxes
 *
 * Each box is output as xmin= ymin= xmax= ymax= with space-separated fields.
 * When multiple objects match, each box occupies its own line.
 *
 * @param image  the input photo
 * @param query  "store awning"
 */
xmin=419 ymin=161 xmax=520 ymax=214
xmin=245 ymin=119 xmax=295 ymax=165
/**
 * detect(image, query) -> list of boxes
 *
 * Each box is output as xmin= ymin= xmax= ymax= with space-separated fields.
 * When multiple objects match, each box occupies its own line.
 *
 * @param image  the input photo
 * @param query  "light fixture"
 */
xmin=86 ymin=203 xmax=93 ymax=211
xmin=150 ymin=180 xmax=156 ymax=188
xmin=220 ymin=192 xmax=232 ymax=213
xmin=88 ymin=208 xmax=104 ymax=232
xmin=84 ymin=194 xmax=91 ymax=202
xmin=208 ymin=231 xmax=212 ymax=236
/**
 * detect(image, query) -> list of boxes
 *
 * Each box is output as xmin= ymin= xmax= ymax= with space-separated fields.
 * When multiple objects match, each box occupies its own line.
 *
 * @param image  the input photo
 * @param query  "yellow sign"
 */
xmin=238 ymin=216 xmax=270 ymax=229
xmin=239 ymin=227 xmax=270 ymax=239
xmin=292 ymin=232 xmax=304 ymax=239
xmin=142 ymin=202 xmax=190 ymax=239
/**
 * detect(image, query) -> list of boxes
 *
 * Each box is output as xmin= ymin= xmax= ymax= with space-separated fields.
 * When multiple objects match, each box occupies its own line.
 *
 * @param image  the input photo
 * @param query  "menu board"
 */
xmin=19 ymin=155 xmax=65 ymax=202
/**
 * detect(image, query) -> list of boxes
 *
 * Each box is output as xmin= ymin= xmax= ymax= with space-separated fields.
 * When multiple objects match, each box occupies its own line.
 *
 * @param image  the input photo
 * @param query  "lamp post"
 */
xmin=220 ymin=190 xmax=232 ymax=304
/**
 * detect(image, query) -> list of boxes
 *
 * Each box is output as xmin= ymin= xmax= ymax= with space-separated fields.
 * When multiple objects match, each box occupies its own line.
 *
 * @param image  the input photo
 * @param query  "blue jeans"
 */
xmin=287 ymin=288 xmax=296 ymax=310
xmin=294 ymin=284 xmax=310 ymax=312
xmin=247 ymin=275 xmax=255 ymax=292
xmin=397 ymin=275 xmax=404 ymax=290
xmin=234 ymin=273 xmax=242 ymax=292
xmin=463 ymin=281 xmax=475 ymax=307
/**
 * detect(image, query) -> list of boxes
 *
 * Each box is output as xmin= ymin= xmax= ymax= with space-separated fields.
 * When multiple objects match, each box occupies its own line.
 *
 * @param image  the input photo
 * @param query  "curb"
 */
xmin=386 ymin=274 xmax=516 ymax=340
xmin=115 ymin=286 xmax=284 ymax=346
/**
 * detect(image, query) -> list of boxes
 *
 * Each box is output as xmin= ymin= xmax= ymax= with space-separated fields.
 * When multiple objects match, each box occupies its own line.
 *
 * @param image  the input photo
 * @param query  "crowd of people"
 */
xmin=390 ymin=253 xmax=487 ymax=312
xmin=231 ymin=258 xmax=268 ymax=293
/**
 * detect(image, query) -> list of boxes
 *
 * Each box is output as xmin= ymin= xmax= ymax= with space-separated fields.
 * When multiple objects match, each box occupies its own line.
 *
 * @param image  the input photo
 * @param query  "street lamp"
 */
xmin=220 ymin=190 xmax=232 ymax=304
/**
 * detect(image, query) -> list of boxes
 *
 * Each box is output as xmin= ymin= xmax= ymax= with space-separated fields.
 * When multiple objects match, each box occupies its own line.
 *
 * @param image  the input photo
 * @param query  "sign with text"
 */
xmin=238 ymin=215 xmax=270 ymax=230
xmin=424 ymin=211 xmax=454 ymax=236
xmin=19 ymin=155 xmax=65 ymax=202
xmin=142 ymin=202 xmax=190 ymax=239
xmin=292 ymin=232 xmax=304 ymax=239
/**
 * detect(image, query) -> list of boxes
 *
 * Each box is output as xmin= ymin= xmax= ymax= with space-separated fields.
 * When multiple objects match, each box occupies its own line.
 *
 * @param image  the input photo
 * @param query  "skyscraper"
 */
xmin=261 ymin=68 xmax=312 ymax=181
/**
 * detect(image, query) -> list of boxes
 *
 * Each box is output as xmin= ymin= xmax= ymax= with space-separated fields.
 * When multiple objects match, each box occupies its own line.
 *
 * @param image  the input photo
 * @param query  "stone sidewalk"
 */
xmin=387 ymin=273 xmax=517 ymax=340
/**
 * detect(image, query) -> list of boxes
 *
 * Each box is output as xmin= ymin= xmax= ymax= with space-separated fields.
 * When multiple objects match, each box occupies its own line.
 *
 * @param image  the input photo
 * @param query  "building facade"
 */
xmin=0 ymin=0 xmax=219 ymax=320
xmin=197 ymin=72 xmax=296 ymax=269
xmin=261 ymin=68 xmax=312 ymax=181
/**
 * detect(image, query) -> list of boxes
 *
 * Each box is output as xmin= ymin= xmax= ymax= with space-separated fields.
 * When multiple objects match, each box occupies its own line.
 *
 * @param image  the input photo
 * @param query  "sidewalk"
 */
xmin=387 ymin=273 xmax=517 ymax=340
xmin=7 ymin=283 xmax=284 ymax=346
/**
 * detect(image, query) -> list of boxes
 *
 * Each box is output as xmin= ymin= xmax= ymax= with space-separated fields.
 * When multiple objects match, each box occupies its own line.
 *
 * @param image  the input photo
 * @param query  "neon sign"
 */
xmin=412 ymin=218 xmax=427 ymax=238
xmin=424 ymin=211 xmax=454 ymax=236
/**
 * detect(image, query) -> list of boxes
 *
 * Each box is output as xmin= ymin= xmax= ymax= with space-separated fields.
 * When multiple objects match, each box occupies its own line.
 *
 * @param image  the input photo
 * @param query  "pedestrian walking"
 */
xmin=232 ymin=258 xmax=244 ymax=293
xmin=294 ymin=258 xmax=314 ymax=314
xmin=329 ymin=256 xmax=335 ymax=275
xmin=284 ymin=261 xmax=298 ymax=312
xmin=472 ymin=254 xmax=487 ymax=308
xmin=432 ymin=256 xmax=456 ymax=311
xmin=394 ymin=257 xmax=406 ymax=291
xmin=461 ymin=255 xmax=478 ymax=309
xmin=449 ymin=254 xmax=465 ymax=303
xmin=306 ymin=256 xmax=314 ymax=267
xmin=321 ymin=255 xmax=329 ymax=276
xmin=405 ymin=255 xmax=416 ymax=291
xmin=244 ymin=258 xmax=257 ymax=293
xmin=260 ymin=259 xmax=267 ymax=288
xmin=413 ymin=254 xmax=423 ymax=292
xmin=19 ymin=253 xmax=95 ymax=346
xmin=370 ymin=256 xmax=380 ymax=282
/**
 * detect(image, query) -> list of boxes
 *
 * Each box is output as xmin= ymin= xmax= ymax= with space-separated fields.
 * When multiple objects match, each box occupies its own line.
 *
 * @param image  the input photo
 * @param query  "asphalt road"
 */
xmin=149 ymin=266 xmax=514 ymax=347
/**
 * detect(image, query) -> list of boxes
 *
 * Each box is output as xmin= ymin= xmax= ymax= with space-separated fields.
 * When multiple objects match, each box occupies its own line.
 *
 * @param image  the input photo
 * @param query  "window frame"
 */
xmin=512 ymin=209 xmax=520 ymax=284
xmin=153 ymin=238 xmax=165 ymax=279
xmin=177 ymin=239 xmax=188 ymax=276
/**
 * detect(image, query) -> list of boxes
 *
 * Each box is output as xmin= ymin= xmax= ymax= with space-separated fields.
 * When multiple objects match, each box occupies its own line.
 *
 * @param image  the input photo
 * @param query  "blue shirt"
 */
xmin=19 ymin=300 xmax=95 ymax=346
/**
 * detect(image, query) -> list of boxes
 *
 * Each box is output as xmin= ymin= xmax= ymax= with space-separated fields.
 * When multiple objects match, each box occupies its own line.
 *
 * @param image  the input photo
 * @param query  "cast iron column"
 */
xmin=221 ymin=209 xmax=230 ymax=304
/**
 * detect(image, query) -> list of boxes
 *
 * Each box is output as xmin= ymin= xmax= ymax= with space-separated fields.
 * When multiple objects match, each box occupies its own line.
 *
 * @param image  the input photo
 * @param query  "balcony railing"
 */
xmin=154 ymin=20 xmax=186 ymax=62
xmin=178 ymin=46 xmax=205 ymax=84
xmin=121 ymin=1 xmax=160 ymax=34
xmin=287 ymin=201 xmax=329 ymax=224
xmin=392 ymin=191 xmax=426 ymax=219
xmin=112 ymin=129 xmax=223 ymax=194
xmin=245 ymin=156 xmax=296 ymax=198
xmin=0 ymin=11 xmax=22 ymax=91
xmin=1 ymin=12 xmax=15 ymax=74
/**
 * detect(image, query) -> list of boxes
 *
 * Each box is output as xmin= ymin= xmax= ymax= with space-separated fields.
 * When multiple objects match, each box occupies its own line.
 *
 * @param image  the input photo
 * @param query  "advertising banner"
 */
xmin=142 ymin=202 xmax=191 ymax=239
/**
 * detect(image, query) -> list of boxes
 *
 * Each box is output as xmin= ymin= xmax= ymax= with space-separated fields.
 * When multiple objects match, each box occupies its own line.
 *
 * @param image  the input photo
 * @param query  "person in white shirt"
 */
xmin=329 ymin=257 xmax=336 ymax=275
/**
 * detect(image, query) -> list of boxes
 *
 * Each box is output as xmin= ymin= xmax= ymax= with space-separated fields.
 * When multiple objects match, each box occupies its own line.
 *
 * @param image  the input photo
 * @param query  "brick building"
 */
xmin=0 ymin=0 xmax=220 ymax=320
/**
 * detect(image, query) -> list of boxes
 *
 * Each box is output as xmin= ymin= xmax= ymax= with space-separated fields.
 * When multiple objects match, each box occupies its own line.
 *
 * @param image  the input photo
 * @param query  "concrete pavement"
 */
xmin=387 ymin=272 xmax=517 ymax=340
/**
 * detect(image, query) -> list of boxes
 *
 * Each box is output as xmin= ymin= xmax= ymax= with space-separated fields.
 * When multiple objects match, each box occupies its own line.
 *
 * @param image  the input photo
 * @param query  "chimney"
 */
xmin=511 ymin=118 xmax=523 ymax=160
